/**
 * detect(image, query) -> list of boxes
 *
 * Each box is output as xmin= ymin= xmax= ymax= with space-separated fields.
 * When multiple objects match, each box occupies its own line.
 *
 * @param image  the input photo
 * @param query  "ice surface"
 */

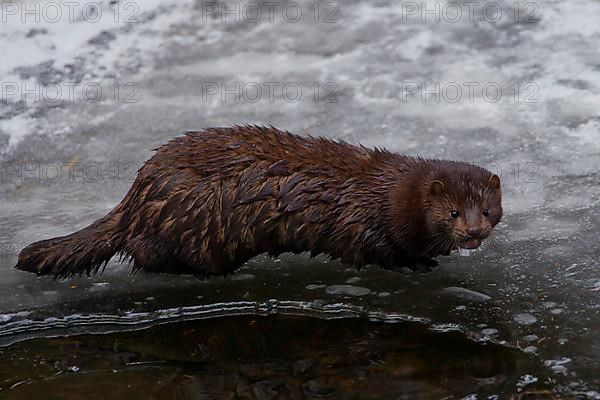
xmin=1 ymin=0 xmax=600 ymax=396
xmin=325 ymin=284 xmax=372 ymax=297
xmin=442 ymin=286 xmax=492 ymax=302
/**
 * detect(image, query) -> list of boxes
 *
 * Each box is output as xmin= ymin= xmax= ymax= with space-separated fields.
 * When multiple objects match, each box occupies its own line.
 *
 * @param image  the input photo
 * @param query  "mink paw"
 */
xmin=384 ymin=257 xmax=438 ymax=273
xmin=410 ymin=260 xmax=438 ymax=273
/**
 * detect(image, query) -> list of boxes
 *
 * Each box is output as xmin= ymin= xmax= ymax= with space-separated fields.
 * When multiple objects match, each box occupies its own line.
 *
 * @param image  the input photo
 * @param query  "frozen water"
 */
xmin=523 ymin=334 xmax=539 ymax=342
xmin=1 ymin=0 xmax=600 ymax=396
xmin=481 ymin=328 xmax=498 ymax=336
xmin=442 ymin=286 xmax=492 ymax=302
xmin=513 ymin=313 xmax=538 ymax=326
xmin=325 ymin=285 xmax=372 ymax=297
xmin=517 ymin=374 xmax=539 ymax=389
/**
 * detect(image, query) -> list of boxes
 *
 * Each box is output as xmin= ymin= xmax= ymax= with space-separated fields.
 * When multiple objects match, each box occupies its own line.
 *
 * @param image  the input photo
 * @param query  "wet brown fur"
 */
xmin=15 ymin=126 xmax=502 ymax=278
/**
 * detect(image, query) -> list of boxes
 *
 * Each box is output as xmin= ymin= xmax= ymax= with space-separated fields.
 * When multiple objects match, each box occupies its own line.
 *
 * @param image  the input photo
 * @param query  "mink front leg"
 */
xmin=408 ymin=257 xmax=439 ymax=273
xmin=379 ymin=254 xmax=439 ymax=273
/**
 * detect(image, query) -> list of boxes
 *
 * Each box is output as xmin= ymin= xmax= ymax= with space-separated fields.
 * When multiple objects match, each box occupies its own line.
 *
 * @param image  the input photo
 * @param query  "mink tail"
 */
xmin=15 ymin=210 xmax=123 ymax=278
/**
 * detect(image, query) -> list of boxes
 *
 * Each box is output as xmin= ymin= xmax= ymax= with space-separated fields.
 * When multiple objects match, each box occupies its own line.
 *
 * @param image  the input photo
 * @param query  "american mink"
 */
xmin=15 ymin=126 xmax=502 ymax=278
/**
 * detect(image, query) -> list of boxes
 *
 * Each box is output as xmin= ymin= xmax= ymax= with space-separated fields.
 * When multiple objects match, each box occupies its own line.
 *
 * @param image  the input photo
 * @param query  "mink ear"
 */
xmin=488 ymin=174 xmax=501 ymax=190
xmin=430 ymin=180 xmax=445 ymax=196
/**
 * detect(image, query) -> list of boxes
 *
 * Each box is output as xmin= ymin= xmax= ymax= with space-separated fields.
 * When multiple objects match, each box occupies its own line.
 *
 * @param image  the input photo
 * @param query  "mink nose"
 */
xmin=467 ymin=227 xmax=482 ymax=238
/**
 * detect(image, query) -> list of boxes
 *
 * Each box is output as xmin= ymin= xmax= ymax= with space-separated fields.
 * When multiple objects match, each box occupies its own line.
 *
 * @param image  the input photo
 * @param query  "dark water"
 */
xmin=1 ymin=315 xmax=561 ymax=400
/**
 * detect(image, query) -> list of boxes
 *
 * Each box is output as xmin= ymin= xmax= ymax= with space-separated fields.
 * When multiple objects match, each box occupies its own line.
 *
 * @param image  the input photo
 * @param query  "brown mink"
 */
xmin=15 ymin=126 xmax=502 ymax=278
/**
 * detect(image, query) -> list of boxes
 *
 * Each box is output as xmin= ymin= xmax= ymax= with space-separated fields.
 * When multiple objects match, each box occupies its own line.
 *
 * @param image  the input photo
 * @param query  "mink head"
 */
xmin=424 ymin=163 xmax=502 ymax=254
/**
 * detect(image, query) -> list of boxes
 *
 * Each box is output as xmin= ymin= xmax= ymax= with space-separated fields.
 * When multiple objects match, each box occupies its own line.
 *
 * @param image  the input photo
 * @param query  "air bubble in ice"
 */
xmin=305 ymin=284 xmax=326 ymax=290
xmin=513 ymin=313 xmax=537 ymax=326
xmin=325 ymin=285 xmax=371 ymax=296
xmin=482 ymin=328 xmax=498 ymax=336
xmin=522 ymin=334 xmax=539 ymax=342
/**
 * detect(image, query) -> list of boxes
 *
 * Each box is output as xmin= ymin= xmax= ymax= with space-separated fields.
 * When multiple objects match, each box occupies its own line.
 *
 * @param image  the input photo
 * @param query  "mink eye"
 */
xmin=450 ymin=210 xmax=459 ymax=219
xmin=482 ymin=209 xmax=490 ymax=217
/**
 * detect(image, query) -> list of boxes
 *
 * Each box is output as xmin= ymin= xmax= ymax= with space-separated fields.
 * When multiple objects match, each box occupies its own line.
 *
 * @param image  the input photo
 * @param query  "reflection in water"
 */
xmin=1 ymin=315 xmax=558 ymax=399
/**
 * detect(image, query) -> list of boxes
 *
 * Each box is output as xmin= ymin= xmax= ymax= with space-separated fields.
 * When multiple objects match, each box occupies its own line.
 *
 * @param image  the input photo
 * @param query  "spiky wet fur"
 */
xmin=15 ymin=126 xmax=502 ymax=278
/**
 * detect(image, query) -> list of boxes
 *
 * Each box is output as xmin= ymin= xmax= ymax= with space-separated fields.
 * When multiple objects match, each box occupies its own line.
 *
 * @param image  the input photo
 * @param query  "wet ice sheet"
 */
xmin=1 ymin=0 xmax=600 ymax=397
